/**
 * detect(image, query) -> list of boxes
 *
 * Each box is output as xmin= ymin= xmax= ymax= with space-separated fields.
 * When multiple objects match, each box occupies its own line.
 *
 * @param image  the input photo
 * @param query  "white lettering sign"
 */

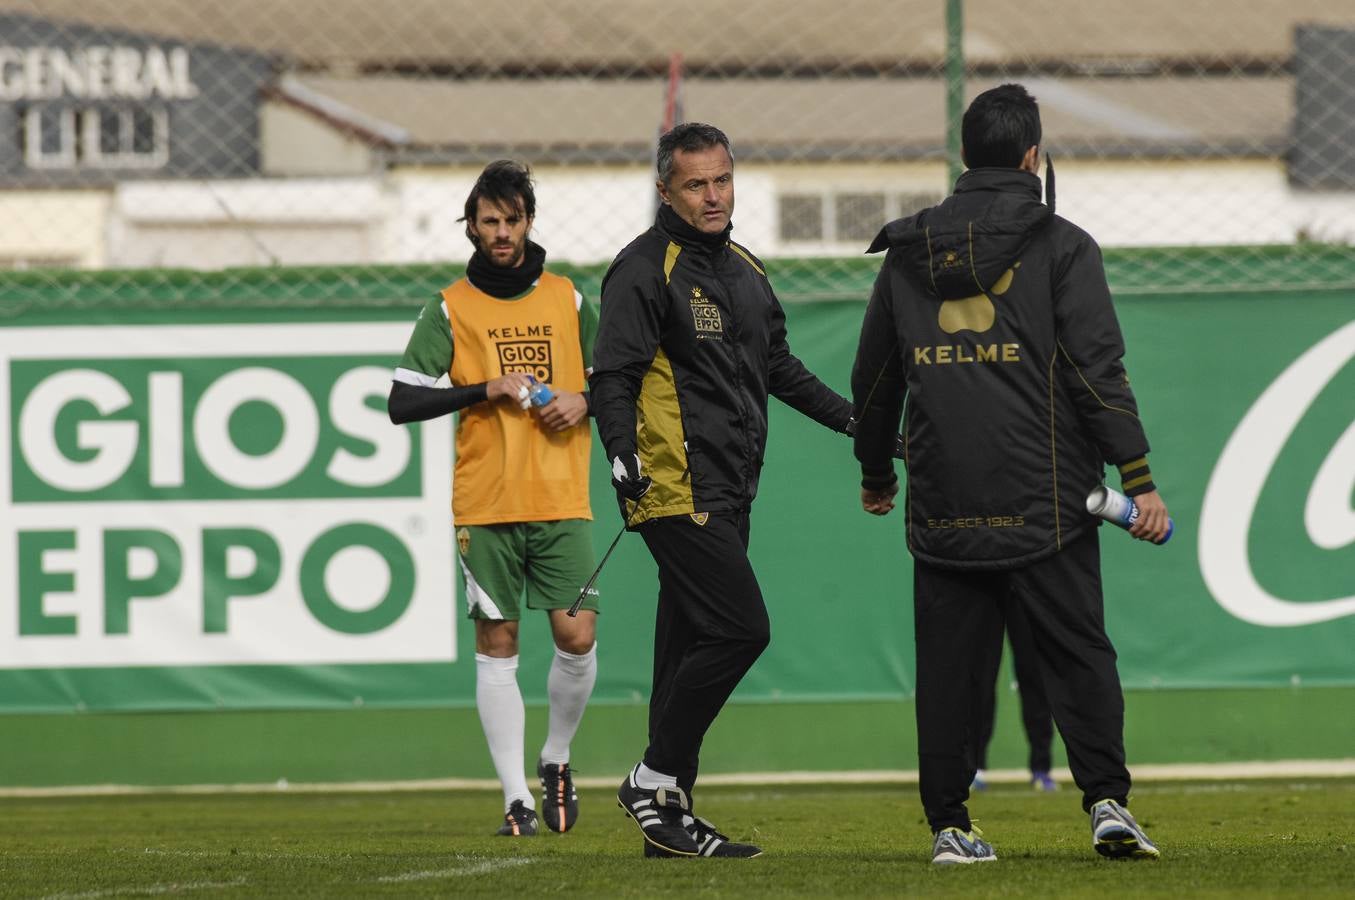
xmin=0 ymin=45 xmax=199 ymax=101
xmin=1199 ymin=319 xmax=1355 ymax=626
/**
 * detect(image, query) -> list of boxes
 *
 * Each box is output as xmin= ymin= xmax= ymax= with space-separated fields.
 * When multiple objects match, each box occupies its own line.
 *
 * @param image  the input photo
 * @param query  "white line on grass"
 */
xmin=7 ymin=758 xmax=1355 ymax=797
xmin=1133 ymin=779 xmax=1346 ymax=796
xmin=39 ymin=877 xmax=247 ymax=900
xmin=125 ymin=848 xmax=340 ymax=861
xmin=375 ymin=856 xmax=536 ymax=883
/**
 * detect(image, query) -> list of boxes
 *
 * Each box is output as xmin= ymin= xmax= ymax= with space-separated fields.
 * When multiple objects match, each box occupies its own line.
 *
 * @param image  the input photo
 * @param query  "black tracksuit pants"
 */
xmin=639 ymin=510 xmax=770 ymax=797
xmin=914 ymin=529 xmax=1130 ymax=832
xmin=972 ymin=598 xmax=1055 ymax=773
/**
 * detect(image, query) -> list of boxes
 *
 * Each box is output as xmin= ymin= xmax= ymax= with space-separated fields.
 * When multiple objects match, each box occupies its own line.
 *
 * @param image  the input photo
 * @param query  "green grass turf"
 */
xmin=2 ymin=779 xmax=1353 ymax=897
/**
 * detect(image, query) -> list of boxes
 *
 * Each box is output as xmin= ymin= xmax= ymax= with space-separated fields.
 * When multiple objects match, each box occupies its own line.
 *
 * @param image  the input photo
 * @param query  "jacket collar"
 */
xmin=865 ymin=161 xmax=1057 ymax=300
xmin=954 ymin=157 xmax=1056 ymax=212
xmin=953 ymin=166 xmax=1043 ymax=201
xmin=867 ymin=158 xmax=1056 ymax=256
xmin=656 ymin=202 xmax=732 ymax=250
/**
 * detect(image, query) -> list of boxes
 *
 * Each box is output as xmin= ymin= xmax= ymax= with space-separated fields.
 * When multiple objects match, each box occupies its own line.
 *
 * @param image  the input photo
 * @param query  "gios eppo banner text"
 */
xmin=0 ymin=324 xmax=454 ymax=676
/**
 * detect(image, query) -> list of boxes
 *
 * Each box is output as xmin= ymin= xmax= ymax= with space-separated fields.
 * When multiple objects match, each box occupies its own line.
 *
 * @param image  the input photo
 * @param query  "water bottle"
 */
xmin=1086 ymin=485 xmax=1173 ymax=545
xmin=526 ymin=375 xmax=554 ymax=407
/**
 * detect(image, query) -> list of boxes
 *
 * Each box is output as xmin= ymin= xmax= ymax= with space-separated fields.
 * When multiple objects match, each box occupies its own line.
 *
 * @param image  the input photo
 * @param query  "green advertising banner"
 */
xmin=744 ymin=292 xmax=1355 ymax=698
xmin=1090 ymin=290 xmax=1355 ymax=689
xmin=1 ymin=285 xmax=1352 ymax=712
xmin=1 ymin=322 xmax=458 ymax=708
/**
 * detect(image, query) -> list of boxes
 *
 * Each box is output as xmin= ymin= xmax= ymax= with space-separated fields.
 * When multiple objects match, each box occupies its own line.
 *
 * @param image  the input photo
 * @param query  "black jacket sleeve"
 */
xmin=590 ymin=254 xmax=666 ymax=461
xmin=767 ymin=288 xmax=854 ymax=433
xmin=1051 ymin=230 xmax=1153 ymax=482
xmin=851 ymin=258 xmax=907 ymax=488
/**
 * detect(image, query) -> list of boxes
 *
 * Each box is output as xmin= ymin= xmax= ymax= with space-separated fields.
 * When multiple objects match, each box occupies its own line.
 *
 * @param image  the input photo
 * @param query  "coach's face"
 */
xmin=658 ymin=145 xmax=734 ymax=235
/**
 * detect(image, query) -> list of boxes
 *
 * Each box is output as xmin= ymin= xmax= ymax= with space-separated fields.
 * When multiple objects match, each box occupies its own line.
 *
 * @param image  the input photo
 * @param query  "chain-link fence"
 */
xmin=2 ymin=0 xmax=1354 ymax=313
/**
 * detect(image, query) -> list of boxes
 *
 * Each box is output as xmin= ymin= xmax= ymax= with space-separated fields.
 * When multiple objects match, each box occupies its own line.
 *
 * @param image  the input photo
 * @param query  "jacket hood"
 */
xmin=866 ymin=165 xmax=1054 ymax=301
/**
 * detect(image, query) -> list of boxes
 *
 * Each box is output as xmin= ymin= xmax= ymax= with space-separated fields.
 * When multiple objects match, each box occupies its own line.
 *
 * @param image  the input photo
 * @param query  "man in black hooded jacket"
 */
xmin=850 ymin=84 xmax=1170 ymax=865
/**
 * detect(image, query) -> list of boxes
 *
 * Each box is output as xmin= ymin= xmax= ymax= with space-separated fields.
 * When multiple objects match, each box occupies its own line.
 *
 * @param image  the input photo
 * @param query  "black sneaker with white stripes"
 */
xmin=495 ymin=799 xmax=538 ymax=837
xmin=537 ymin=759 xmax=579 ymax=833
xmin=643 ymin=814 xmax=763 ymax=858
xmin=616 ymin=768 xmax=700 ymax=856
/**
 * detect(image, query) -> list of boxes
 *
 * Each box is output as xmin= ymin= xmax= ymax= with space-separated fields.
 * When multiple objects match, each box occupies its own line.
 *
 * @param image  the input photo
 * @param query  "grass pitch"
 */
xmin=3 ymin=778 xmax=1353 ymax=898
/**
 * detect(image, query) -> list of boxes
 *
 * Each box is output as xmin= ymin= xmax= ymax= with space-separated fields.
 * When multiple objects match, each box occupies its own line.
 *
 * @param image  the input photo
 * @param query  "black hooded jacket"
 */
xmin=851 ymin=167 xmax=1153 ymax=570
xmin=592 ymin=203 xmax=852 ymax=525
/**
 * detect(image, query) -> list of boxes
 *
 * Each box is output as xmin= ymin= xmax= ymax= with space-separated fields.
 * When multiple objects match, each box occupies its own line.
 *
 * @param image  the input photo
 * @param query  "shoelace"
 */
xmin=690 ymin=816 xmax=728 ymax=841
xmin=543 ymin=764 xmax=577 ymax=792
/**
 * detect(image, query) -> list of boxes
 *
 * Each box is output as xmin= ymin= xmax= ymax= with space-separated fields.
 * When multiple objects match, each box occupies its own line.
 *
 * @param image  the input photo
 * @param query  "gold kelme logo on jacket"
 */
xmin=689 ymin=285 xmax=723 ymax=340
xmin=916 ymin=262 xmax=1021 ymax=366
xmin=457 ymin=527 xmax=470 ymax=555
xmin=914 ymin=343 xmax=1021 ymax=365
xmin=938 ymin=262 xmax=1019 ymax=335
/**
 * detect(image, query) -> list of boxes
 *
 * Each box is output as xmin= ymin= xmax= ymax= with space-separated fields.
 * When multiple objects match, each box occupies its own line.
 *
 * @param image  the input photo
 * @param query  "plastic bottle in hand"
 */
xmin=526 ymin=375 xmax=554 ymax=407
xmin=1086 ymin=485 xmax=1173 ymax=545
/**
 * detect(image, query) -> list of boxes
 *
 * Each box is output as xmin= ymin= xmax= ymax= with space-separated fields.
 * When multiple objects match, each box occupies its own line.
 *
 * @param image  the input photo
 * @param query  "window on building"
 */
xmin=97 ymin=110 xmax=123 ymax=155
xmin=778 ymin=195 xmax=824 ymax=241
xmin=22 ymin=107 xmax=77 ymax=168
xmin=835 ymin=193 xmax=888 ymax=243
xmin=21 ymin=104 xmax=169 ymax=170
xmin=81 ymin=107 xmax=170 ymax=168
xmin=777 ymin=190 xmax=947 ymax=245
xmin=896 ymin=192 xmax=944 ymax=218
xmin=131 ymin=109 xmax=158 ymax=154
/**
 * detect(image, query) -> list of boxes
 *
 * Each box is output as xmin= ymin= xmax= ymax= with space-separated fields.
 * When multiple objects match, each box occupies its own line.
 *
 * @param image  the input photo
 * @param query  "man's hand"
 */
xmin=535 ymin=390 xmax=588 ymax=432
xmin=1128 ymin=489 xmax=1171 ymax=543
xmin=486 ymin=373 xmax=534 ymax=410
xmin=610 ymin=453 xmax=652 ymax=502
xmin=861 ymin=481 xmax=899 ymax=516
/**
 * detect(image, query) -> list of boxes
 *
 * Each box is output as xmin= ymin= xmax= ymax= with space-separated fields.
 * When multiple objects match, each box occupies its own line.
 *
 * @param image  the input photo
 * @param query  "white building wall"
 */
xmin=1051 ymin=159 xmax=1354 ymax=248
xmin=7 ymin=159 xmax=1345 ymax=277
xmin=388 ymin=163 xmax=923 ymax=266
xmin=750 ymin=158 xmax=1355 ymax=254
xmin=260 ymin=103 xmax=375 ymax=177
xmin=386 ymin=158 xmax=1355 ymax=265
xmin=0 ymin=192 xmax=109 ymax=269
xmin=384 ymin=166 xmax=659 ymax=267
xmin=109 ymin=178 xmax=391 ymax=269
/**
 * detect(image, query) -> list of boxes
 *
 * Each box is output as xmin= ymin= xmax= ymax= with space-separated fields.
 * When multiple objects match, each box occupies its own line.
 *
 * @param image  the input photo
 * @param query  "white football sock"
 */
xmin=632 ymin=761 xmax=679 ymax=791
xmin=539 ymin=643 xmax=598 ymax=765
xmin=475 ymin=653 xmax=533 ymax=811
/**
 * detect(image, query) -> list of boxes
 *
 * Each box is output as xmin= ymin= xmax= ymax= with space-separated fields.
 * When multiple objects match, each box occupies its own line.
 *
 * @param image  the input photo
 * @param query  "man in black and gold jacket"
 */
xmin=851 ymin=84 xmax=1170 ymax=865
xmin=591 ymin=122 xmax=851 ymax=859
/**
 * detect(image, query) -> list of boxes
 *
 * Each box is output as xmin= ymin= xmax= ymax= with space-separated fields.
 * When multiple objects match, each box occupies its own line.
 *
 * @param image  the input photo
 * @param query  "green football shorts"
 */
xmin=455 ymin=518 xmax=599 ymax=620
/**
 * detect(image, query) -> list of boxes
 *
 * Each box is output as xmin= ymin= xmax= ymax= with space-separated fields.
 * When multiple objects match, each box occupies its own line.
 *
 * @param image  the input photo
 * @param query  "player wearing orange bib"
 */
xmin=388 ymin=161 xmax=599 ymax=837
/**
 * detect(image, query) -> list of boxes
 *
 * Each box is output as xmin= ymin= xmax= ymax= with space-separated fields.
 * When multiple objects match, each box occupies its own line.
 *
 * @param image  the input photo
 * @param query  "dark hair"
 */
xmin=461 ymin=160 xmax=535 ymax=244
xmin=961 ymin=84 xmax=1042 ymax=169
xmin=656 ymin=122 xmax=733 ymax=187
